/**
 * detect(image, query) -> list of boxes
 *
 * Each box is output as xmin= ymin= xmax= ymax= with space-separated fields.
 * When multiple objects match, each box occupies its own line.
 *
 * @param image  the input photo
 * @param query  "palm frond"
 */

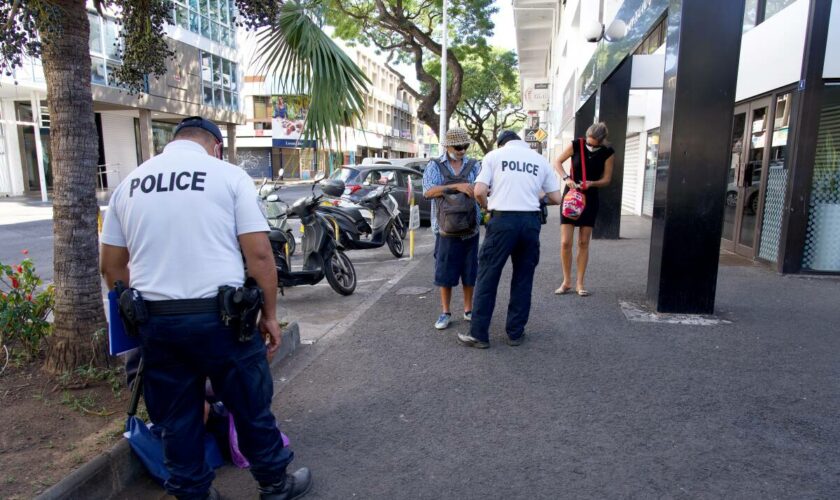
xmin=256 ymin=3 xmax=369 ymax=147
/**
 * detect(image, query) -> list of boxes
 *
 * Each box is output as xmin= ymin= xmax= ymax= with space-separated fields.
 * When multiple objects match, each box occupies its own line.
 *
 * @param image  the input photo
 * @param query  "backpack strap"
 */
xmin=435 ymin=158 xmax=475 ymax=182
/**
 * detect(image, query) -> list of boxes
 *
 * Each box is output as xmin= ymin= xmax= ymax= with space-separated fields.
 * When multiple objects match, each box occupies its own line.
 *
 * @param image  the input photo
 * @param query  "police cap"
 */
xmin=497 ymin=130 xmax=521 ymax=147
xmin=175 ymin=116 xmax=223 ymax=143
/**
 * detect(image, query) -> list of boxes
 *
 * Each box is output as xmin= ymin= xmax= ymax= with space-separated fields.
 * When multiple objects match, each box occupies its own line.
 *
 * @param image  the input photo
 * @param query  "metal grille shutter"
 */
xmin=622 ymin=134 xmax=641 ymax=214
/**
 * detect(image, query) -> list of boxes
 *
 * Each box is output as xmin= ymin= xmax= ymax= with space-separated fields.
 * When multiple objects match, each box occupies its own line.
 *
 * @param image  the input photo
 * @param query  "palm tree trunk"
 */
xmin=40 ymin=0 xmax=107 ymax=373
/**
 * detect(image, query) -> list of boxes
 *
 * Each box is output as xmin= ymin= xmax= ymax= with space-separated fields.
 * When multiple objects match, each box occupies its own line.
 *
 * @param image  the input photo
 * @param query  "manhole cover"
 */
xmin=396 ymin=286 xmax=432 ymax=295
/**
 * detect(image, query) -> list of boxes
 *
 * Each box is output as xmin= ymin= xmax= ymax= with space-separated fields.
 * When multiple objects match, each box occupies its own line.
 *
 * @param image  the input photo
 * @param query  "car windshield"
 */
xmin=331 ymin=167 xmax=360 ymax=184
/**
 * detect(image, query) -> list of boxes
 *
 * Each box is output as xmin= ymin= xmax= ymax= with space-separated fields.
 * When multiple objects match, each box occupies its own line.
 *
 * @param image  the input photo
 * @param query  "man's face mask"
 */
xmin=585 ymin=144 xmax=601 ymax=153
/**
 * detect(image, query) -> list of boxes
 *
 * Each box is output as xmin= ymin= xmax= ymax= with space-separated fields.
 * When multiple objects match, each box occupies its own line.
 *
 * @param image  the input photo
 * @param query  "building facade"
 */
xmin=232 ymin=39 xmax=425 ymax=180
xmin=515 ymin=0 xmax=840 ymax=274
xmin=0 ymin=0 xmax=246 ymax=200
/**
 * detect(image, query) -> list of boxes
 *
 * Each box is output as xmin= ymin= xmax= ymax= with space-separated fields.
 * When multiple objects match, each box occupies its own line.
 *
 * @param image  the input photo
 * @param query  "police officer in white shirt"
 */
xmin=457 ymin=131 xmax=565 ymax=349
xmin=100 ymin=116 xmax=311 ymax=500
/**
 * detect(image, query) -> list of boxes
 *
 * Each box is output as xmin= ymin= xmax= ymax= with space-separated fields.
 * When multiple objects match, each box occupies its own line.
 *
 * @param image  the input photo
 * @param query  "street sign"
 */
xmin=534 ymin=129 xmax=548 ymax=142
xmin=524 ymin=128 xmax=538 ymax=142
xmin=409 ymin=205 xmax=421 ymax=231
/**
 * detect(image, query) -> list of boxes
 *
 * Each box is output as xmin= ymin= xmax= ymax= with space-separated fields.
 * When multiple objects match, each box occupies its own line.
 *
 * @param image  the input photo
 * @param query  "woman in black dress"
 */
xmin=552 ymin=123 xmax=615 ymax=296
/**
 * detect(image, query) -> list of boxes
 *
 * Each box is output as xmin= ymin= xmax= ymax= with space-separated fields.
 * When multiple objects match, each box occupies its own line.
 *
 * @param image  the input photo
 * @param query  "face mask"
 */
xmin=586 ymin=144 xmax=601 ymax=153
xmin=448 ymin=152 xmax=460 ymax=161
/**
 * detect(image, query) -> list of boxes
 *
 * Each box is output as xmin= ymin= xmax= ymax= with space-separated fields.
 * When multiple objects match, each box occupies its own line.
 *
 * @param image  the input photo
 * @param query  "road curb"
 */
xmin=35 ymin=322 xmax=301 ymax=500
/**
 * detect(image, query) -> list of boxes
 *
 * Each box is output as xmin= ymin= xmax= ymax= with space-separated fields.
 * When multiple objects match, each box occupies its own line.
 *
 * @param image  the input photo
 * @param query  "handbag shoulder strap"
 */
xmin=577 ymin=138 xmax=588 ymax=185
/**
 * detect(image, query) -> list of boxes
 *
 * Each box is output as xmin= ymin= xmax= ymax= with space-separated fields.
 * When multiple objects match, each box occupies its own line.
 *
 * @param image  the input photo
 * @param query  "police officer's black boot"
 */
xmin=259 ymin=467 xmax=313 ymax=500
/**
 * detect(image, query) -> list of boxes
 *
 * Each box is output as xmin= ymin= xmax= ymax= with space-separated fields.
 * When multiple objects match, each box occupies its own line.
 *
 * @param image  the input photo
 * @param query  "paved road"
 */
xmin=128 ymin=212 xmax=840 ymax=499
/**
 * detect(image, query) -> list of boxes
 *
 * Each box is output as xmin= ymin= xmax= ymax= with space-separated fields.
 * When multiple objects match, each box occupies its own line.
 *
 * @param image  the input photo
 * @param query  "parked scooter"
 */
xmin=269 ymin=179 xmax=357 ymax=296
xmin=318 ymin=184 xmax=405 ymax=258
xmin=258 ymin=179 xmax=296 ymax=256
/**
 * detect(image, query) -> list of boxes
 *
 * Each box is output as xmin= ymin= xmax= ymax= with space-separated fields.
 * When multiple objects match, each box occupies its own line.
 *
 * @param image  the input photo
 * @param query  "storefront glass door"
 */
xmin=722 ymin=97 xmax=773 ymax=256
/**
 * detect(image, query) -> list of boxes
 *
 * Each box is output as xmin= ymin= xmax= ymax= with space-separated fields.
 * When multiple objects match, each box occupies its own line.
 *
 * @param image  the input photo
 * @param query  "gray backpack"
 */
xmin=433 ymin=159 xmax=478 ymax=237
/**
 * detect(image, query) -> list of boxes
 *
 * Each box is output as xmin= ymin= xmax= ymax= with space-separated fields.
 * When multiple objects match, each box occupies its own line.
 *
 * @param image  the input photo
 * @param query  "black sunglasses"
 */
xmin=452 ymin=144 xmax=468 ymax=151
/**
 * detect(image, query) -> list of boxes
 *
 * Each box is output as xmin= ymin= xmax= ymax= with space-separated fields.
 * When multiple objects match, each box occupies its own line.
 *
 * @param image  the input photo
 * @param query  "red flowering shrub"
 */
xmin=0 ymin=255 xmax=55 ymax=361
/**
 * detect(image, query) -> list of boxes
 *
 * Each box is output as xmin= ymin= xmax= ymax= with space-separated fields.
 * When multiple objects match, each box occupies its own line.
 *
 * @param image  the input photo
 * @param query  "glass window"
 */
xmin=214 ymin=87 xmax=224 ymax=107
xmin=211 ymin=21 xmax=221 ymax=42
xmin=210 ymin=0 xmax=220 ymax=19
xmin=176 ymin=4 xmax=189 ymax=29
xmin=200 ymin=16 xmax=211 ymax=38
xmin=88 ymin=13 xmax=102 ymax=54
xmin=201 ymin=52 xmax=212 ymax=81
xmin=758 ymin=93 xmax=792 ymax=263
xmin=212 ymin=55 xmax=222 ymax=86
xmin=189 ymin=11 xmax=200 ymax=33
xmin=220 ymin=0 xmax=229 ymax=24
xmin=221 ymin=27 xmax=231 ymax=46
xmin=105 ymin=20 xmax=120 ymax=60
xmin=189 ymin=0 xmax=199 ymax=9
xmin=224 ymin=91 xmax=232 ymax=109
xmin=743 ymin=0 xmax=758 ymax=32
xmin=765 ymin=0 xmax=796 ymax=20
xmin=203 ymin=86 xmax=214 ymax=105
xmin=802 ymin=86 xmax=840 ymax=271
xmin=222 ymin=59 xmax=231 ymax=88
xmin=91 ymin=57 xmax=107 ymax=85
xmin=106 ymin=60 xmax=121 ymax=86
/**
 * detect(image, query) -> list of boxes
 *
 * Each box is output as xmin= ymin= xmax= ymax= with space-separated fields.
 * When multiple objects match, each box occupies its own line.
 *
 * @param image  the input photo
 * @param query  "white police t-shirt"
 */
xmin=476 ymin=140 xmax=561 ymax=211
xmin=101 ymin=140 xmax=269 ymax=301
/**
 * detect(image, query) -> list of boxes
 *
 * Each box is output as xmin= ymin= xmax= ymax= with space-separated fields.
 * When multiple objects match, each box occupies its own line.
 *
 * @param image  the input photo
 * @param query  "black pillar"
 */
xmin=574 ymin=95 xmax=596 ymax=141
xmin=593 ymin=58 xmax=632 ymax=240
xmin=778 ymin=0 xmax=832 ymax=274
xmin=646 ymin=0 xmax=745 ymax=314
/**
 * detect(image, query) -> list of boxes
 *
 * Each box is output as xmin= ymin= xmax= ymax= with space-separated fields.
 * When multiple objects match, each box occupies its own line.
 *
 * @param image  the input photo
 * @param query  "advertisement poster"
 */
xmin=271 ymin=95 xmax=313 ymax=147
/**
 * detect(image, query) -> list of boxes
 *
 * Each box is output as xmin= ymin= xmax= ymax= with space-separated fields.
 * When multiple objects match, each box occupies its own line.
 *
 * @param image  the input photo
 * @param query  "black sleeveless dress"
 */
xmin=560 ymin=139 xmax=615 ymax=227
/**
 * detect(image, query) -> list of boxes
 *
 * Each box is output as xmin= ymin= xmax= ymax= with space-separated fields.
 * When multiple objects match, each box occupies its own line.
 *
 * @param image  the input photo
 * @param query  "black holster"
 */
xmin=115 ymin=281 xmax=149 ymax=337
xmin=218 ymin=277 xmax=264 ymax=342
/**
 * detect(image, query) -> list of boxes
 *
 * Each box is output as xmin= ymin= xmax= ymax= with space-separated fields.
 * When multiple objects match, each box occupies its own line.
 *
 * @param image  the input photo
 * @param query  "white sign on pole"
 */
xmin=409 ymin=205 xmax=421 ymax=231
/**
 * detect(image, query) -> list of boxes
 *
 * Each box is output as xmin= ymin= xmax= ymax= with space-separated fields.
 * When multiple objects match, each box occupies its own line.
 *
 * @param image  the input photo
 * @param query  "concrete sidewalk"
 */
xmin=128 ymin=213 xmax=840 ymax=499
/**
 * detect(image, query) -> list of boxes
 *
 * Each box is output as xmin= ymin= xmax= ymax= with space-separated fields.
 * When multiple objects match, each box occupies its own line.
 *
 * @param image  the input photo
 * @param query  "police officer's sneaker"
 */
xmin=457 ymin=332 xmax=489 ymax=349
xmin=435 ymin=313 xmax=452 ymax=330
xmin=506 ymin=333 xmax=526 ymax=346
xmin=259 ymin=467 xmax=313 ymax=500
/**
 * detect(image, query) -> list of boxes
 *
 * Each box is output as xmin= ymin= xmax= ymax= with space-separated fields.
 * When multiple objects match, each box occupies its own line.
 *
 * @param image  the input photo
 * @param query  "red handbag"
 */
xmin=562 ymin=138 xmax=588 ymax=220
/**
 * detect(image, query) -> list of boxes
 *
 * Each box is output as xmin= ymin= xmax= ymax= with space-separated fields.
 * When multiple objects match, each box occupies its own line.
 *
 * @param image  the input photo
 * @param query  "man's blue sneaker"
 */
xmin=435 ymin=313 xmax=452 ymax=330
xmin=463 ymin=311 xmax=472 ymax=321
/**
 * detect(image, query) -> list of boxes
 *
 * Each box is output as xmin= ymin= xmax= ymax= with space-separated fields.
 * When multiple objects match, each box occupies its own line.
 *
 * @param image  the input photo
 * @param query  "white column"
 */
xmin=30 ymin=92 xmax=48 ymax=202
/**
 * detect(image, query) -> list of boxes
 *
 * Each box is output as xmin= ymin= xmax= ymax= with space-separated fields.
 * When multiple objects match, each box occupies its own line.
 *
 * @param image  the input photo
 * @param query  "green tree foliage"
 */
xmin=325 ymin=0 xmax=497 ymax=139
xmin=452 ymin=48 xmax=525 ymax=154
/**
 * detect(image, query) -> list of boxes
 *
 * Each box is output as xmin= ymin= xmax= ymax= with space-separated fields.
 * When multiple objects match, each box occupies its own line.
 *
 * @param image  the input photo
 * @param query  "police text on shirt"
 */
xmin=501 ymin=161 xmax=539 ymax=176
xmin=129 ymin=171 xmax=207 ymax=197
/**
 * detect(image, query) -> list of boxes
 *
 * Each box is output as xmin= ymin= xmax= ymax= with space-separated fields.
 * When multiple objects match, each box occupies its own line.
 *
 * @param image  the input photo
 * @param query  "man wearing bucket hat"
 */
xmin=422 ymin=127 xmax=482 ymax=330
xmin=456 ymin=130 xmax=564 ymax=349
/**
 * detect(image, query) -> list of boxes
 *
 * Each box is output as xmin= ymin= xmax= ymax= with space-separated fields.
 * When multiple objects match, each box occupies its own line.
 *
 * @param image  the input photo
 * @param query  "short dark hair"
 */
xmin=173 ymin=126 xmax=216 ymax=144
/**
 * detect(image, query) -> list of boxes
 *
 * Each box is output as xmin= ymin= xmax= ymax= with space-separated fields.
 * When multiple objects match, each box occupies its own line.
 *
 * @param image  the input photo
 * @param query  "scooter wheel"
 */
xmin=325 ymin=250 xmax=356 ymax=295
xmin=386 ymin=222 xmax=404 ymax=258
xmin=285 ymin=229 xmax=296 ymax=256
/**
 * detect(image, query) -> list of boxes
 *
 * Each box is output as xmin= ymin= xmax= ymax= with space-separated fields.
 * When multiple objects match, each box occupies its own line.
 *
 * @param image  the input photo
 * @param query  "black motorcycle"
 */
xmin=317 ymin=184 xmax=405 ymax=259
xmin=269 ymin=180 xmax=357 ymax=296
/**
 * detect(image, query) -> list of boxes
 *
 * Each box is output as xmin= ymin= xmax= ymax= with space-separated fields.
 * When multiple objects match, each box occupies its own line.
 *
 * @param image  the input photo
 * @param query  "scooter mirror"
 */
xmin=313 ymin=172 xmax=327 ymax=182
xmin=266 ymin=194 xmax=280 ymax=202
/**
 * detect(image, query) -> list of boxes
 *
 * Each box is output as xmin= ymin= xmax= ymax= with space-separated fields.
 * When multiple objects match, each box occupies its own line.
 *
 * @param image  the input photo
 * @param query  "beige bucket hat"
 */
xmin=441 ymin=127 xmax=472 ymax=147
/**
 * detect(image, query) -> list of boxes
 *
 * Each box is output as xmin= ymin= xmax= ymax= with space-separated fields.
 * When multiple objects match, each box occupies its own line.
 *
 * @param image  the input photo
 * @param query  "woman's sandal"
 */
xmin=576 ymin=289 xmax=591 ymax=297
xmin=555 ymin=285 xmax=573 ymax=295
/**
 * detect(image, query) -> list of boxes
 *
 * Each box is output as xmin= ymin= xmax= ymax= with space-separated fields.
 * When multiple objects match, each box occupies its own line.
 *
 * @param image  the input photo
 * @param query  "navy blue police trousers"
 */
xmin=138 ymin=312 xmax=292 ymax=500
xmin=470 ymin=212 xmax=541 ymax=343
